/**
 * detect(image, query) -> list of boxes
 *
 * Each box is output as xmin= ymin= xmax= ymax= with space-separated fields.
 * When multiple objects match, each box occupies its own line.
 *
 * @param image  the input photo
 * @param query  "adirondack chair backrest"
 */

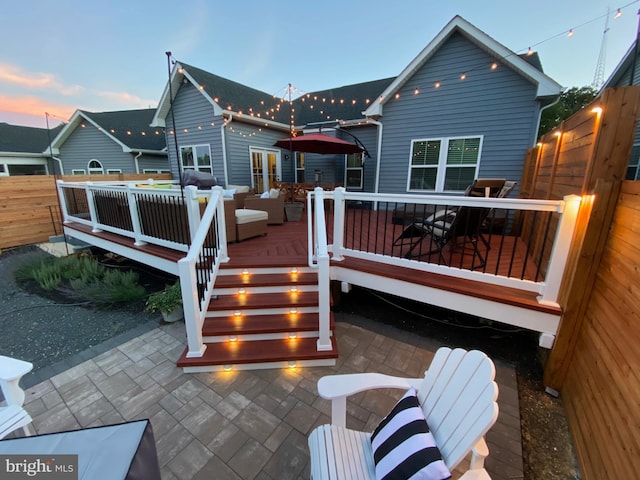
xmin=416 ymin=347 xmax=498 ymax=470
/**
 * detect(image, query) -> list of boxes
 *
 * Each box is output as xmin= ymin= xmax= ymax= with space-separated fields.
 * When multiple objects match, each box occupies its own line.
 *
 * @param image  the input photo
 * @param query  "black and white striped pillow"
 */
xmin=371 ymin=388 xmax=451 ymax=480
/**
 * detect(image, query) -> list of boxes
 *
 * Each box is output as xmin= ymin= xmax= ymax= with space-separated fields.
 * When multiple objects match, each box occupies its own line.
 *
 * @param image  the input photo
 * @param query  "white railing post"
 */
xmin=178 ymin=257 xmax=206 ymax=358
xmin=126 ymin=184 xmax=146 ymax=246
xmin=185 ymin=186 xmax=201 ymax=244
xmin=538 ymin=194 xmax=582 ymax=306
xmin=331 ymin=187 xmax=346 ymax=261
xmin=213 ymin=187 xmax=230 ymax=263
xmin=313 ymin=187 xmax=333 ymax=351
xmin=85 ymin=183 xmax=101 ymax=233
xmin=56 ymin=180 xmax=70 ymax=223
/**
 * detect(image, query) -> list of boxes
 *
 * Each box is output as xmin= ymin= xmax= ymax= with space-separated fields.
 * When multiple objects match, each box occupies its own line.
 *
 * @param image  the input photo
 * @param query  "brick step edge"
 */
xmin=214 ymin=272 xmax=317 ymax=288
xmin=202 ymin=312 xmax=335 ymax=336
xmin=177 ymin=336 xmax=338 ymax=367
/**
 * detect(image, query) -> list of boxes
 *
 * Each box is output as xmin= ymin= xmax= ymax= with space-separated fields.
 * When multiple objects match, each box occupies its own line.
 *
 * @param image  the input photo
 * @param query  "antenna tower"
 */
xmin=592 ymin=8 xmax=611 ymax=89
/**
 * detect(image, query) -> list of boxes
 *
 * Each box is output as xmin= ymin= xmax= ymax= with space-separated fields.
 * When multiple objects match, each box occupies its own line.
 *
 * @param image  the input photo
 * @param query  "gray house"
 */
xmin=50 ymin=109 xmax=168 ymax=175
xmin=152 ymin=16 xmax=562 ymax=194
xmin=0 ymin=122 xmax=64 ymax=176
xmin=601 ymin=39 xmax=640 ymax=180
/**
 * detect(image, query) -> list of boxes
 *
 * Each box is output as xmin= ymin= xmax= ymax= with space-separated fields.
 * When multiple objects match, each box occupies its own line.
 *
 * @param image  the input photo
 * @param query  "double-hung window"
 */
xmin=626 ymin=143 xmax=640 ymax=180
xmin=180 ymin=145 xmax=212 ymax=174
xmin=346 ymin=153 xmax=364 ymax=189
xmin=408 ymin=136 xmax=482 ymax=192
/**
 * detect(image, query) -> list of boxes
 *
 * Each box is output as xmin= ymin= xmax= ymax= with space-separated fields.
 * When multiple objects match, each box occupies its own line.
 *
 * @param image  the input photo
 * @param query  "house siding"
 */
xmin=378 ymin=32 xmax=540 ymax=195
xmin=608 ymin=57 xmax=640 ymax=179
xmin=226 ymin=122 xmax=290 ymax=186
xmin=340 ymin=126 xmax=378 ymax=191
xmin=138 ymin=155 xmax=170 ymax=173
xmin=59 ymin=123 xmax=134 ymax=173
xmin=166 ymin=82 xmax=224 ymax=183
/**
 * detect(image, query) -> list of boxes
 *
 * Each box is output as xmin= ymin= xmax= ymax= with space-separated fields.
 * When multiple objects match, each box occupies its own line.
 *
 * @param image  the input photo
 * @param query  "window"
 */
xmin=143 ymin=168 xmax=171 ymax=174
xmin=107 ymin=169 xmax=122 ymax=174
xmin=88 ymin=159 xmax=104 ymax=174
xmin=408 ymin=136 xmax=481 ymax=192
xmin=0 ymin=164 xmax=6 ymax=176
xmin=346 ymin=153 xmax=364 ymax=189
xmin=180 ymin=145 xmax=212 ymax=174
xmin=626 ymin=143 xmax=640 ymax=180
xmin=72 ymin=169 xmax=86 ymax=175
xmin=295 ymin=152 xmax=305 ymax=182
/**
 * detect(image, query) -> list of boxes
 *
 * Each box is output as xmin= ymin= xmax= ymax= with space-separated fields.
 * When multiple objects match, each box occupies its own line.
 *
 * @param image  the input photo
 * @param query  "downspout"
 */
xmin=133 ymin=151 xmax=142 ymax=174
xmin=534 ymin=94 xmax=562 ymax=145
xmin=221 ymin=112 xmax=232 ymax=186
xmin=367 ymin=119 xmax=383 ymax=196
xmin=52 ymin=156 xmax=64 ymax=175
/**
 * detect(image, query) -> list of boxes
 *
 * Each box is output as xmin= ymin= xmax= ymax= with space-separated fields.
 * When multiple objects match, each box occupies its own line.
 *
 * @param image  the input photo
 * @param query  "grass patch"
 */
xmin=17 ymin=253 xmax=146 ymax=305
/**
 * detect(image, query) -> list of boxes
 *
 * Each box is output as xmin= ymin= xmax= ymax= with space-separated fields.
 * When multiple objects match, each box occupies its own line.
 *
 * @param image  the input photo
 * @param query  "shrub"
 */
xmin=21 ymin=253 xmax=146 ymax=305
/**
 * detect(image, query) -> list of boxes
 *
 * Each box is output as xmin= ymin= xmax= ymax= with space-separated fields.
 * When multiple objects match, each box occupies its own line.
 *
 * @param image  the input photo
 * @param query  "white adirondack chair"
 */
xmin=0 ymin=355 xmax=34 ymax=439
xmin=308 ymin=347 xmax=499 ymax=480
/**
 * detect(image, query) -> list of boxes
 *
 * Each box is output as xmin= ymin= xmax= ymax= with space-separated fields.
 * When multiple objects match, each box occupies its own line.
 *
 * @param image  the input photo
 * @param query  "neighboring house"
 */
xmin=0 ymin=122 xmax=64 ymax=176
xmin=152 ymin=16 xmax=562 ymax=195
xmin=601 ymin=40 xmax=640 ymax=180
xmin=50 ymin=109 xmax=168 ymax=175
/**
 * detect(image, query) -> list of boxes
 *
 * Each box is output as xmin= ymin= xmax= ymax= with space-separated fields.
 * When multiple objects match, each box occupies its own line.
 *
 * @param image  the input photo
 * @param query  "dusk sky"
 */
xmin=1 ymin=0 xmax=638 ymax=128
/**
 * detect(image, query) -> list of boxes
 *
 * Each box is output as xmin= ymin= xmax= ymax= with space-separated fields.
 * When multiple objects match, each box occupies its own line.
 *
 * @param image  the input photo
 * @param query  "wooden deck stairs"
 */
xmin=177 ymin=258 xmax=339 ymax=372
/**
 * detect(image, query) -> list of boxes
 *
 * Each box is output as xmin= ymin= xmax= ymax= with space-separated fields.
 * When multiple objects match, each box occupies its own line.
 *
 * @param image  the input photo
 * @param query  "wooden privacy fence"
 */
xmin=0 ymin=174 xmax=171 ymax=251
xmin=519 ymin=86 xmax=640 ymax=479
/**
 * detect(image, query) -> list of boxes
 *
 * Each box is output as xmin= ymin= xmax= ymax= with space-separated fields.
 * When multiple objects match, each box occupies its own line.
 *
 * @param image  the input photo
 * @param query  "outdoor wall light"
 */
xmin=591 ymin=106 xmax=603 ymax=115
xmin=238 ymin=288 xmax=246 ymax=295
xmin=229 ymin=336 xmax=237 ymax=342
xmin=223 ymin=365 xmax=232 ymax=371
xmin=242 ymin=268 xmax=250 ymax=275
xmin=289 ymin=308 xmax=298 ymax=314
xmin=234 ymin=310 xmax=242 ymax=317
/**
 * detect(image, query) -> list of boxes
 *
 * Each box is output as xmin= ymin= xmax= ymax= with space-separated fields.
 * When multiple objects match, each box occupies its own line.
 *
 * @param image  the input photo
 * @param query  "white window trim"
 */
xmin=295 ymin=152 xmax=305 ymax=183
xmin=107 ymin=169 xmax=122 ymax=174
xmin=406 ymin=135 xmax=483 ymax=193
xmin=88 ymin=159 xmax=104 ymax=174
xmin=180 ymin=144 xmax=212 ymax=173
xmin=345 ymin=153 xmax=364 ymax=190
xmin=143 ymin=168 xmax=171 ymax=174
xmin=72 ymin=169 xmax=86 ymax=175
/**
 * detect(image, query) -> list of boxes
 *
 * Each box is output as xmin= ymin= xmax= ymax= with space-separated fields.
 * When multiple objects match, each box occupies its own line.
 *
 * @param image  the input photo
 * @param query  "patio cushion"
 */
xmin=235 ymin=209 xmax=268 ymax=225
xmin=371 ymin=388 xmax=450 ymax=480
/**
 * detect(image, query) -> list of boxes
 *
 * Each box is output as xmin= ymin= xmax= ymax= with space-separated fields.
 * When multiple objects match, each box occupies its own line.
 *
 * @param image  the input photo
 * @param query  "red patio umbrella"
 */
xmin=273 ymin=132 xmax=364 ymax=154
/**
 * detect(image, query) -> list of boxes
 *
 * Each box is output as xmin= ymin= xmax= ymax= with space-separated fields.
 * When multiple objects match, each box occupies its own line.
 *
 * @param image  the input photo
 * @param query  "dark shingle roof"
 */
xmin=181 ymin=63 xmax=291 ymax=124
xmin=181 ymin=61 xmax=395 ymax=127
xmin=81 ymin=109 xmax=166 ymax=151
xmin=0 ymin=122 xmax=64 ymax=153
xmin=292 ymin=77 xmax=395 ymax=125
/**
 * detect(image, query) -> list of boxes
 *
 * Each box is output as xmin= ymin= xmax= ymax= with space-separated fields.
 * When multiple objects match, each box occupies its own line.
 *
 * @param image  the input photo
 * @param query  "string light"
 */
xmin=567 ymin=29 xmax=574 ymax=37
xmin=615 ymin=8 xmax=622 ymax=18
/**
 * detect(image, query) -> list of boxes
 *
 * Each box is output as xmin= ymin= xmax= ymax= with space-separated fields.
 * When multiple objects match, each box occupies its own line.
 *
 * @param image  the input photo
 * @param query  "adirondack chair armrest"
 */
xmin=470 ymin=437 xmax=490 ymax=469
xmin=0 ymin=356 xmax=33 ymax=407
xmin=317 ymin=373 xmax=423 ymax=427
xmin=458 ymin=468 xmax=491 ymax=480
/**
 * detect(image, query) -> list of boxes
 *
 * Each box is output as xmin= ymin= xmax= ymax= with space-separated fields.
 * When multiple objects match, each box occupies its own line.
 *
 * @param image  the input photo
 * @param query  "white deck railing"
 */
xmin=309 ymin=187 xmax=582 ymax=308
xmin=57 ymin=179 xmax=227 ymax=358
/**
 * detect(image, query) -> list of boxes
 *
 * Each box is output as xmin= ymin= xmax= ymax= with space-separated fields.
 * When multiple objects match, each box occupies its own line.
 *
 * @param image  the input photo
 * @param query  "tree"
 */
xmin=539 ymin=86 xmax=598 ymax=136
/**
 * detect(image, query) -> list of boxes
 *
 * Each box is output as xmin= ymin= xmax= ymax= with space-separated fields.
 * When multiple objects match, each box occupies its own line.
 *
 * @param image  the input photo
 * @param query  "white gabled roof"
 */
xmin=364 ymin=15 xmax=563 ymax=117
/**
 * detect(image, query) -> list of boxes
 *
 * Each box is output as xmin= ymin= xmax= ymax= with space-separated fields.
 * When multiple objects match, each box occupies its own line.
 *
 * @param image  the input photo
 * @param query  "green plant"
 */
xmin=144 ymin=281 xmax=182 ymax=314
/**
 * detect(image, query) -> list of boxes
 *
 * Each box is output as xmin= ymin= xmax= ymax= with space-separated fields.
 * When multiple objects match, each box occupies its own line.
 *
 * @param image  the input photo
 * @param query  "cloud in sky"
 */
xmin=0 ymin=62 xmax=157 ymax=126
xmin=0 ymin=63 xmax=84 ymax=96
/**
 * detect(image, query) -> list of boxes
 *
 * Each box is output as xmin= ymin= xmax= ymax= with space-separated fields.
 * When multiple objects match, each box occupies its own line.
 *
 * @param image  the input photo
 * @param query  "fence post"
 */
xmin=178 ymin=257 xmax=206 ymax=358
xmin=86 ymin=183 xmax=101 ymax=233
xmin=332 ymin=187 xmax=346 ymax=261
xmin=185 ymin=186 xmax=201 ymax=244
xmin=126 ymin=184 xmax=146 ymax=246
xmin=313 ymin=188 xmax=333 ymax=352
xmin=538 ymin=194 xmax=582 ymax=306
xmin=56 ymin=180 xmax=70 ymax=223
xmin=213 ymin=187 xmax=230 ymax=263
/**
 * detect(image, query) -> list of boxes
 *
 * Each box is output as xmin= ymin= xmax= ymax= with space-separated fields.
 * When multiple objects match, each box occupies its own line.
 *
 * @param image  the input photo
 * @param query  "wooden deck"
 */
xmin=64 ymin=210 xmax=558 ymax=317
